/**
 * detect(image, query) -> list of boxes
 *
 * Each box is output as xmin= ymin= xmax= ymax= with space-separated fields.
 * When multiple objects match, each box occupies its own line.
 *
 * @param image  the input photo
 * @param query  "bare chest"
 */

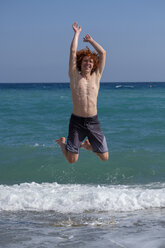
xmin=71 ymin=76 xmax=99 ymax=98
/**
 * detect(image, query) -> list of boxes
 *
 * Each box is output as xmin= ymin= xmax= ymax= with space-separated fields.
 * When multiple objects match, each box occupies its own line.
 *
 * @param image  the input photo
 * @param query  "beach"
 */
xmin=0 ymin=82 xmax=165 ymax=247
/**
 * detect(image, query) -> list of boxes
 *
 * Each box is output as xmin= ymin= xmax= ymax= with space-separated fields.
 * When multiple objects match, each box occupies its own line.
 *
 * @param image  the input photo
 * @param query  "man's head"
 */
xmin=76 ymin=47 xmax=99 ymax=74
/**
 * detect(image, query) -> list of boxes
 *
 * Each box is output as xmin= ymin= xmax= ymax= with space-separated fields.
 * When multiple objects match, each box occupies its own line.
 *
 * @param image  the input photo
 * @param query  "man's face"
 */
xmin=81 ymin=56 xmax=94 ymax=74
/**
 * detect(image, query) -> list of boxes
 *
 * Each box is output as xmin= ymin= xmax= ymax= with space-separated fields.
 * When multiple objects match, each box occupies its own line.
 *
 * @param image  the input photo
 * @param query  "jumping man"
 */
xmin=56 ymin=22 xmax=109 ymax=164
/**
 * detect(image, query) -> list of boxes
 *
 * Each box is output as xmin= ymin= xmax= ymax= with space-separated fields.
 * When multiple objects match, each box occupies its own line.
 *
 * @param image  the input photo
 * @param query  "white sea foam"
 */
xmin=0 ymin=183 xmax=165 ymax=212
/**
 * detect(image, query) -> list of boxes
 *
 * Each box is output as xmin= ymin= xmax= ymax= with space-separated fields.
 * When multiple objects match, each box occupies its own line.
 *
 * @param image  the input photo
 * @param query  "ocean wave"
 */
xmin=115 ymin=85 xmax=134 ymax=89
xmin=0 ymin=182 xmax=165 ymax=213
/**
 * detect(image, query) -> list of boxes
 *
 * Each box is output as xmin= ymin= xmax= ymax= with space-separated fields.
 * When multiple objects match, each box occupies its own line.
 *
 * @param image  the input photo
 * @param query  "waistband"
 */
xmin=71 ymin=113 xmax=98 ymax=122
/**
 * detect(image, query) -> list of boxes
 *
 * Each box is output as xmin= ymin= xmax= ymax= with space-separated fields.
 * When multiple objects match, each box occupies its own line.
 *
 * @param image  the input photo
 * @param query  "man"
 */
xmin=56 ymin=22 xmax=109 ymax=164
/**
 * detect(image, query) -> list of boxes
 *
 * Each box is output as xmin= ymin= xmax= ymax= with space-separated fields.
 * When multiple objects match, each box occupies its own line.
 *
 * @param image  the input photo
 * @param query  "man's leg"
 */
xmin=81 ymin=139 xmax=109 ymax=161
xmin=81 ymin=139 xmax=93 ymax=151
xmin=96 ymin=151 xmax=109 ymax=161
xmin=56 ymin=137 xmax=79 ymax=164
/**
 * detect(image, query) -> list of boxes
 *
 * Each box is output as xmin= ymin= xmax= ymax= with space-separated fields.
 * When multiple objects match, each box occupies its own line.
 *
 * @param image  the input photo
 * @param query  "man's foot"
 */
xmin=81 ymin=139 xmax=93 ymax=151
xmin=56 ymin=137 xmax=66 ymax=147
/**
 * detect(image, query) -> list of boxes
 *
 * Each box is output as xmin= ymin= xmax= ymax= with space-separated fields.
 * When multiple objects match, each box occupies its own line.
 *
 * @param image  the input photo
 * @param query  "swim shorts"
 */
xmin=66 ymin=114 xmax=108 ymax=154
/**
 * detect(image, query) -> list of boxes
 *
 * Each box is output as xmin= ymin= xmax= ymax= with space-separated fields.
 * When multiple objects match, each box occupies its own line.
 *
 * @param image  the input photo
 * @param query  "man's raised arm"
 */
xmin=69 ymin=22 xmax=81 ymax=77
xmin=83 ymin=34 xmax=106 ymax=75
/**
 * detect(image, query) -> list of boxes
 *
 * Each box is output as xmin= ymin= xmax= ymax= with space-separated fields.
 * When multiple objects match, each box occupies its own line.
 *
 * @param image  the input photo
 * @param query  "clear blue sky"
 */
xmin=0 ymin=0 xmax=165 ymax=82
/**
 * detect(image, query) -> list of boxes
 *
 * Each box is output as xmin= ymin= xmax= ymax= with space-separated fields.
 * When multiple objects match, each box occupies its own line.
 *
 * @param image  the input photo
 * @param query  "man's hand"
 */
xmin=83 ymin=34 xmax=93 ymax=43
xmin=72 ymin=22 xmax=82 ymax=33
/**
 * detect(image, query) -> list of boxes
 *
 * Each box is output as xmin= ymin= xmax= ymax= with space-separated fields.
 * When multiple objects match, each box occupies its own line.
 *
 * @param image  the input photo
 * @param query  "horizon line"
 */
xmin=0 ymin=81 xmax=165 ymax=84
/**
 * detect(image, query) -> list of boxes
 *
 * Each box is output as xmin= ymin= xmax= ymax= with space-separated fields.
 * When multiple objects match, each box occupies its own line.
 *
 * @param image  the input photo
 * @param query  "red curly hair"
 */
xmin=76 ymin=47 xmax=99 ymax=74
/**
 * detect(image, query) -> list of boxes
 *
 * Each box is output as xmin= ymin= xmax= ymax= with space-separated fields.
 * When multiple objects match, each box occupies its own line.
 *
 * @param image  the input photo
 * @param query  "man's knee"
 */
xmin=98 ymin=152 xmax=109 ymax=161
xmin=67 ymin=152 xmax=79 ymax=164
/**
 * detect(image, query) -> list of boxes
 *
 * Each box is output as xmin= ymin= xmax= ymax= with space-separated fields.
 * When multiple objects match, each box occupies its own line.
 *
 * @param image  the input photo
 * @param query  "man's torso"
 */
xmin=70 ymin=71 xmax=101 ymax=117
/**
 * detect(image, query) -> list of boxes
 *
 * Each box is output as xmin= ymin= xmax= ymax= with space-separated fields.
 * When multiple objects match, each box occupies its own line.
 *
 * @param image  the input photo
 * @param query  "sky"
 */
xmin=0 ymin=0 xmax=165 ymax=83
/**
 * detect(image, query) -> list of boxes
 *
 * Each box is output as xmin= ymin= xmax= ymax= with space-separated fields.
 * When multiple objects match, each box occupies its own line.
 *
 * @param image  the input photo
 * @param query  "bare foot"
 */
xmin=81 ymin=139 xmax=93 ymax=151
xmin=56 ymin=137 xmax=66 ymax=147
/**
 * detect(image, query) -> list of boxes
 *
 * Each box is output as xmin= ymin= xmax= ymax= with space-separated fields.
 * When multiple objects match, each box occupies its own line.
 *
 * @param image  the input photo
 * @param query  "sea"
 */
xmin=0 ymin=82 xmax=165 ymax=248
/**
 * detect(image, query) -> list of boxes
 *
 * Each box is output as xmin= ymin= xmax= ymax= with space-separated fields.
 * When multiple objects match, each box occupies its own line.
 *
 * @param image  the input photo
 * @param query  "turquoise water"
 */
xmin=0 ymin=83 xmax=165 ymax=248
xmin=0 ymin=83 xmax=165 ymax=185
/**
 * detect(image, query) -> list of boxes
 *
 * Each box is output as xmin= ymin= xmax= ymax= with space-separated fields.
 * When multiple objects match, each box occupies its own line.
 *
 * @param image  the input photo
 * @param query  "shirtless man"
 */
xmin=56 ymin=22 xmax=109 ymax=164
